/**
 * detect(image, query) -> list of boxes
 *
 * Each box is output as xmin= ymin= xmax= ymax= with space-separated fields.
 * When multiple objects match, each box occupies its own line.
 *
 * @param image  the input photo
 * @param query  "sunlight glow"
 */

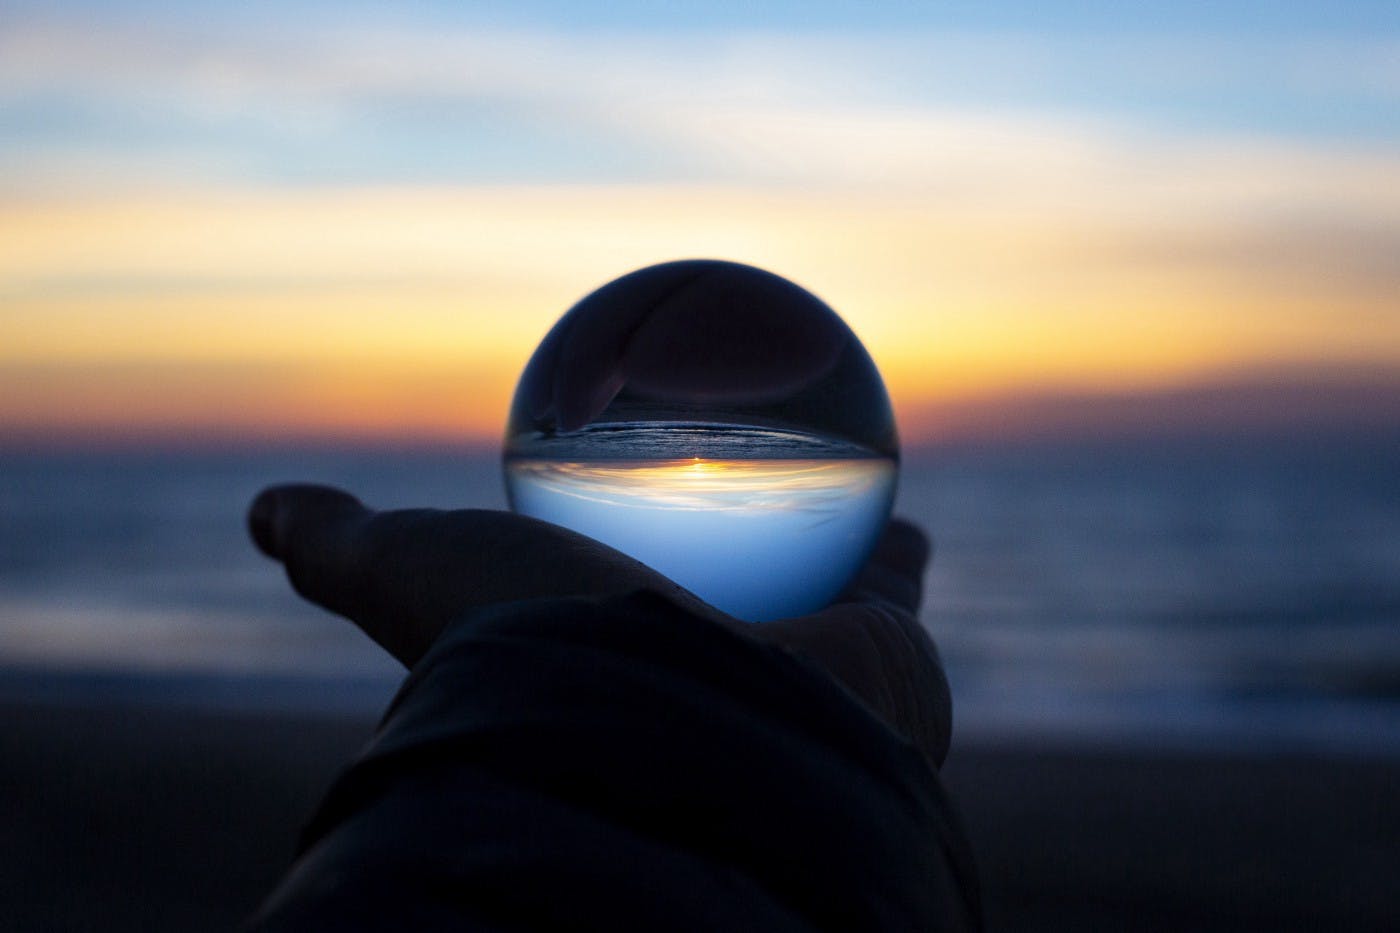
xmin=2 ymin=10 xmax=1397 ymax=445
xmin=506 ymin=458 xmax=895 ymax=513
xmin=3 ymin=182 xmax=1395 ymax=445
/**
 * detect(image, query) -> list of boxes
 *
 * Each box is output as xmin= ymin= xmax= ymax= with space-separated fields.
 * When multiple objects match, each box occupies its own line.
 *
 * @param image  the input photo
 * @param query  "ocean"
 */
xmin=2 ymin=434 xmax=1397 ymax=755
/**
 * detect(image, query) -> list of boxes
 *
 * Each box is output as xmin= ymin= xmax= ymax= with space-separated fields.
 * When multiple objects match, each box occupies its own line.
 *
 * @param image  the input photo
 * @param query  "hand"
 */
xmin=249 ymin=485 xmax=952 ymax=768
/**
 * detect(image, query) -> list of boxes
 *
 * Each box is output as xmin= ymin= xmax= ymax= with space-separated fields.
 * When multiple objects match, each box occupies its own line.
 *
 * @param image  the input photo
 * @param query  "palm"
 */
xmin=250 ymin=485 xmax=950 ymax=768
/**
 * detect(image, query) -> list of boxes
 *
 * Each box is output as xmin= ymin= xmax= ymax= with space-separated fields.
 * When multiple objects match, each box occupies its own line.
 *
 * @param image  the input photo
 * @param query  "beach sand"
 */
xmin=3 ymin=699 xmax=1396 ymax=932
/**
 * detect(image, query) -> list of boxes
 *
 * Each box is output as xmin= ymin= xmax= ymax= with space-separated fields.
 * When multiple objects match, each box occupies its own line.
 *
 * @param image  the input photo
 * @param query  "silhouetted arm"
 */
xmin=245 ymin=487 xmax=982 ymax=931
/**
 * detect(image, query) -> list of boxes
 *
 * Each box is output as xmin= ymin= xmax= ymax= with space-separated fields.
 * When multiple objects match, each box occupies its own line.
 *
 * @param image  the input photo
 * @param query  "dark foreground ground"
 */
xmin=3 ymin=700 xmax=1397 ymax=932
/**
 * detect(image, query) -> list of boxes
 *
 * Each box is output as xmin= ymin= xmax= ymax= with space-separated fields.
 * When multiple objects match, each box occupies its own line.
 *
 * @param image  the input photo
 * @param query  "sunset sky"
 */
xmin=3 ymin=1 xmax=1397 ymax=447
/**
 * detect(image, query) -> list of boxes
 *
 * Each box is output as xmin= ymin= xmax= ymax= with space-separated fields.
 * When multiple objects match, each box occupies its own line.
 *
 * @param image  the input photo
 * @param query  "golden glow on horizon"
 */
xmin=506 ymin=458 xmax=896 ymax=512
xmin=2 ymin=184 xmax=1397 ymax=443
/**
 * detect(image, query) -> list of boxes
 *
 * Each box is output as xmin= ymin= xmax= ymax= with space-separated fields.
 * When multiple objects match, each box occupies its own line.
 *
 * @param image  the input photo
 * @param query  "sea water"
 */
xmin=504 ymin=424 xmax=897 ymax=621
xmin=4 ymin=437 xmax=1399 ymax=753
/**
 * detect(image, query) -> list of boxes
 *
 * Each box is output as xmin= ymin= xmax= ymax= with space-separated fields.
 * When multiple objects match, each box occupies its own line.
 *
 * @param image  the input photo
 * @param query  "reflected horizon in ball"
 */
xmin=503 ymin=260 xmax=899 ymax=621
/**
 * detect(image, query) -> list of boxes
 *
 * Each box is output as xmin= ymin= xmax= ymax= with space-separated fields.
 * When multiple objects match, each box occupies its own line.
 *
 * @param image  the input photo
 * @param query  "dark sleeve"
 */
xmin=248 ymin=590 xmax=982 ymax=932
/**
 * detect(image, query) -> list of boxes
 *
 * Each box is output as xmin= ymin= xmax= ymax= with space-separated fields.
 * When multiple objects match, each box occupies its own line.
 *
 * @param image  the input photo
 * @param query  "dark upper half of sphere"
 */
xmin=507 ymin=260 xmax=898 ymax=458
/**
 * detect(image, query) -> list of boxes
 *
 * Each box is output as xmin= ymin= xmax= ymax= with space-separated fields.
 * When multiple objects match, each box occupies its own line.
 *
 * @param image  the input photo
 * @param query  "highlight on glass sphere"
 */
xmin=503 ymin=259 xmax=899 ymax=622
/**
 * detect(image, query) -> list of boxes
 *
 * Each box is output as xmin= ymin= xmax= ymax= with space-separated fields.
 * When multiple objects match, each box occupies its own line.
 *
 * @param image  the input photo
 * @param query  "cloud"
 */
xmin=901 ymin=364 xmax=1400 ymax=446
xmin=1 ymin=11 xmax=1397 ymax=444
xmin=2 ymin=12 xmax=1399 ymax=191
xmin=3 ymin=12 xmax=1398 ymax=246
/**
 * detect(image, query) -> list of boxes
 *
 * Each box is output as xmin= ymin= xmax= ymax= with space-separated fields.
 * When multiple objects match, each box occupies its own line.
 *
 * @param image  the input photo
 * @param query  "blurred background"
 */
xmin=2 ymin=1 xmax=1397 ymax=930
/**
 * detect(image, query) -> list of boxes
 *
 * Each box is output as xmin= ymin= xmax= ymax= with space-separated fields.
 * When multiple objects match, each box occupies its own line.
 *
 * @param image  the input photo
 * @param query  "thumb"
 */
xmin=247 ymin=483 xmax=385 ymax=641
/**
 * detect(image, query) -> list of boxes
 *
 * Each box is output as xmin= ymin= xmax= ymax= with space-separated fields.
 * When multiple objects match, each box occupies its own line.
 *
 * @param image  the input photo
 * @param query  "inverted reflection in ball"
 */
xmin=503 ymin=260 xmax=899 ymax=621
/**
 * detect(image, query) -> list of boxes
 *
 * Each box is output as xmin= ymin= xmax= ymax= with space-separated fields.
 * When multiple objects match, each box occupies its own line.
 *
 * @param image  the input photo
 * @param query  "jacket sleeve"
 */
xmin=248 ymin=590 xmax=982 ymax=932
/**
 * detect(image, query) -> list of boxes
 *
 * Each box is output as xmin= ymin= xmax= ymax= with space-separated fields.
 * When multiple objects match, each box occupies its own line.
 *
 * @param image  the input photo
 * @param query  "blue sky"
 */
xmin=2 ymin=1 xmax=1397 ymax=443
xmin=10 ymin=0 xmax=1400 ymax=32
xmin=2 ymin=0 xmax=1397 ymax=190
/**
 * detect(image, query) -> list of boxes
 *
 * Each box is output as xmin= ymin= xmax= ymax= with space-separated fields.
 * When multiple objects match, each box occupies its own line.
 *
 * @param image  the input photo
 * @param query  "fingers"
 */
xmin=750 ymin=516 xmax=950 ymax=768
xmin=250 ymin=483 xmax=510 ymax=665
xmin=832 ymin=603 xmax=951 ymax=770
xmin=248 ymin=484 xmax=367 ymax=562
xmin=248 ymin=483 xmax=391 ymax=643
xmin=250 ymin=484 xmax=480 ymax=664
xmin=249 ymin=487 xmax=950 ymax=765
xmin=248 ymin=484 xmax=724 ymax=667
xmin=838 ymin=516 xmax=932 ymax=615
xmin=855 ymin=603 xmax=951 ymax=769
xmin=870 ymin=517 xmax=931 ymax=580
xmin=754 ymin=601 xmax=952 ymax=769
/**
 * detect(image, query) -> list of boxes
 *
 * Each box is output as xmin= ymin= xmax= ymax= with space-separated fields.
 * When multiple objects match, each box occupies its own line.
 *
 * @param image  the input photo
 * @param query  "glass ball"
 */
xmin=503 ymin=259 xmax=899 ymax=621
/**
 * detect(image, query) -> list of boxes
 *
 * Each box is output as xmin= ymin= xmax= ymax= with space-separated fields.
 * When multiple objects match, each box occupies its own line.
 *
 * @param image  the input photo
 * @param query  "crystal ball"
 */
xmin=503 ymin=259 xmax=899 ymax=621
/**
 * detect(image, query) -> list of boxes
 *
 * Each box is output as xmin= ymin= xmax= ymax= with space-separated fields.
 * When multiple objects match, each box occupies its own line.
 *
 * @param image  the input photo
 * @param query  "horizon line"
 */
xmin=4 ymin=368 xmax=1397 ymax=456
